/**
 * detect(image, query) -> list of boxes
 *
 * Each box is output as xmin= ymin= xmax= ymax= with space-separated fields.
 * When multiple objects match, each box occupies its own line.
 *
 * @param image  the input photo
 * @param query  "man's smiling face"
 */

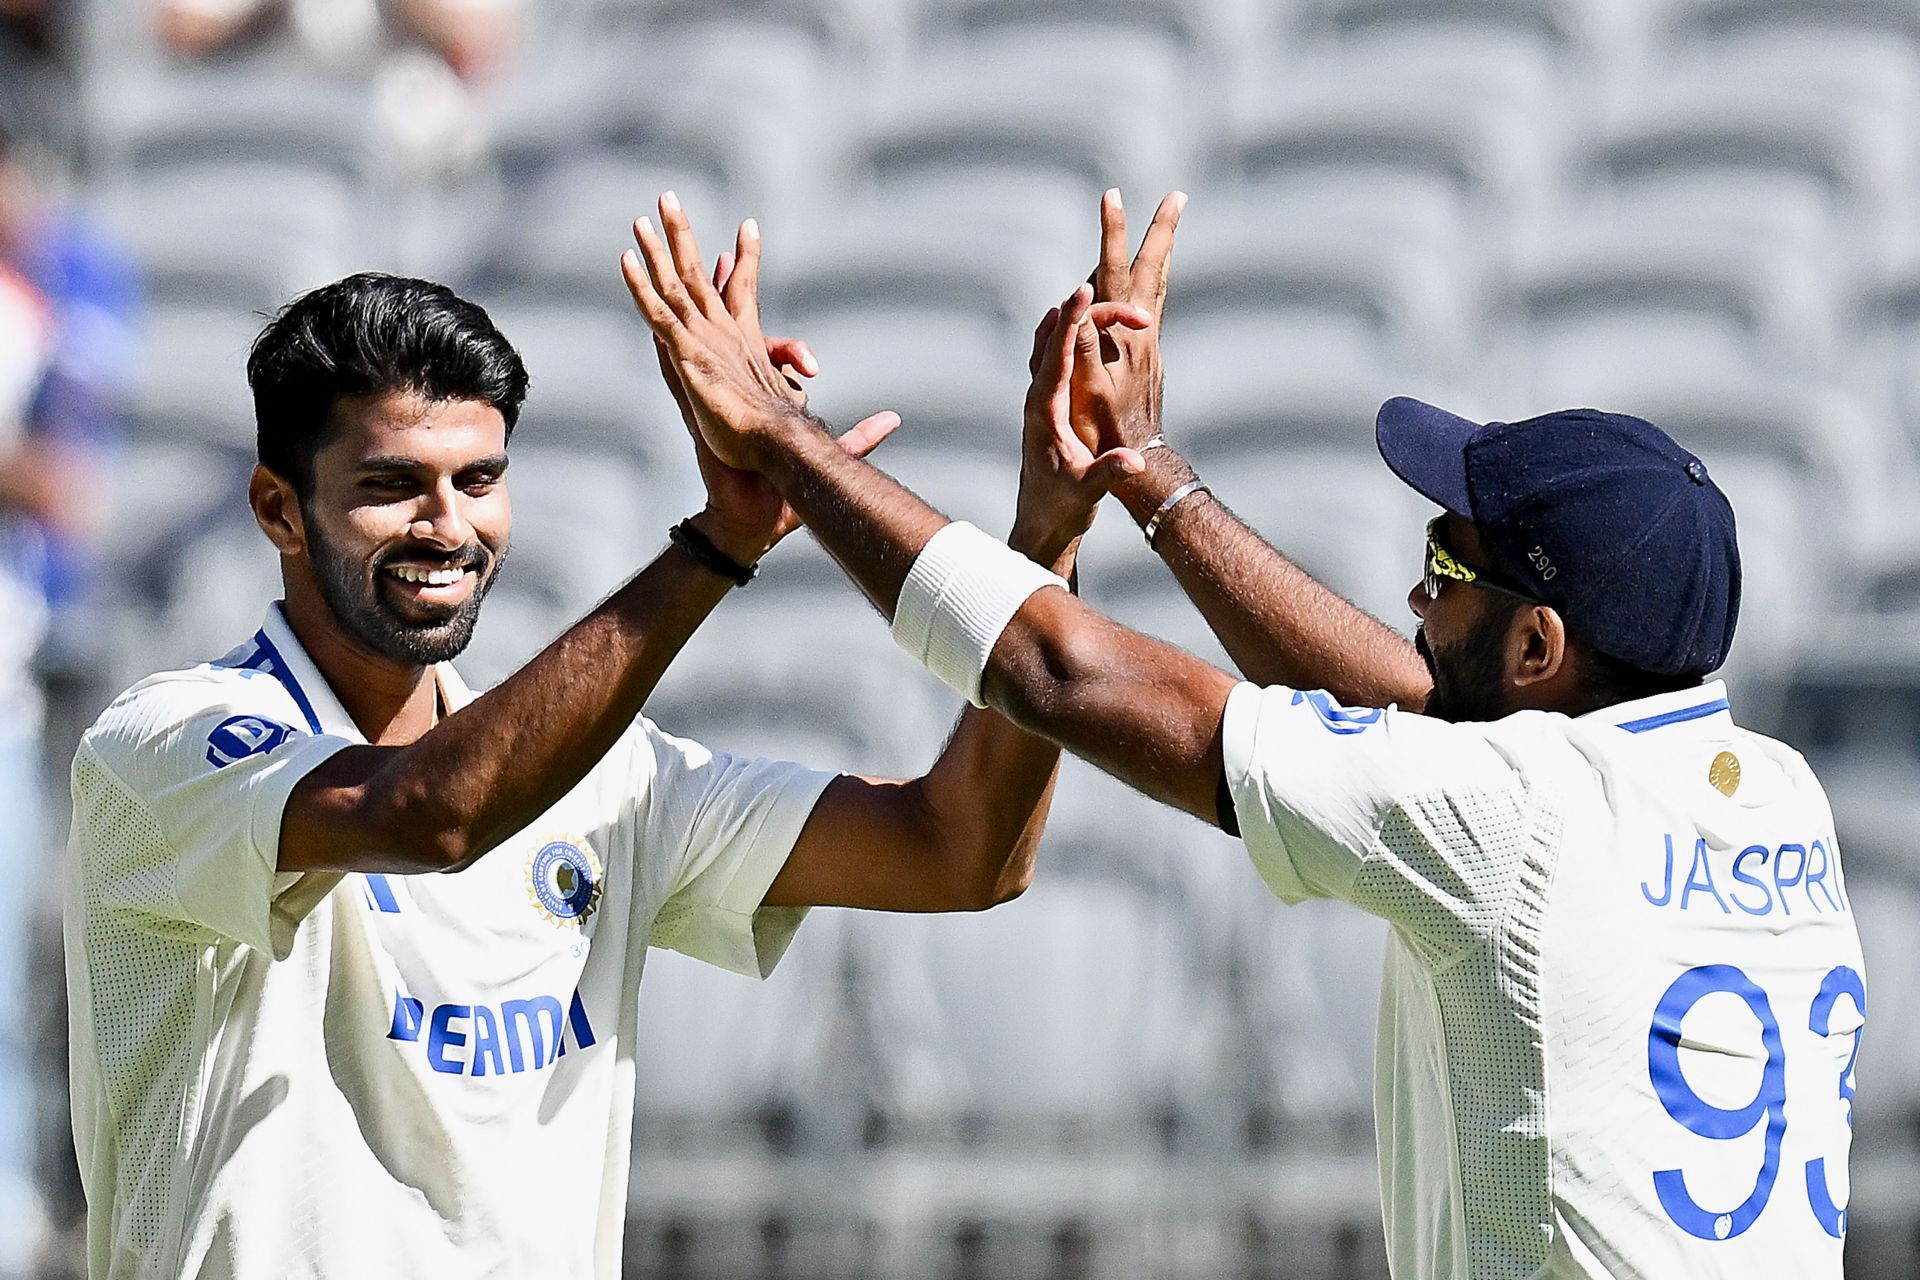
xmin=297 ymin=389 xmax=511 ymax=666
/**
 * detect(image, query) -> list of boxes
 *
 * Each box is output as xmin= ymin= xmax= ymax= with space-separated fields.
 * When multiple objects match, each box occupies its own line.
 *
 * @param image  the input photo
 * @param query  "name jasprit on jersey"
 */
xmin=1640 ymin=834 xmax=1849 ymax=917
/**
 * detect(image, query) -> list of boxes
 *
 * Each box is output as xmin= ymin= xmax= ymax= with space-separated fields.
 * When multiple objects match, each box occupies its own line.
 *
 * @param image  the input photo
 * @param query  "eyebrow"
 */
xmin=355 ymin=453 xmax=510 ymax=474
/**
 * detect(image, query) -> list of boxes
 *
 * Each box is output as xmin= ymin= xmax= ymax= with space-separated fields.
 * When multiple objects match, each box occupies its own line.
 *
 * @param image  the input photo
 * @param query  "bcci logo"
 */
xmin=525 ymin=839 xmax=602 ymax=927
xmin=206 ymin=715 xmax=295 ymax=768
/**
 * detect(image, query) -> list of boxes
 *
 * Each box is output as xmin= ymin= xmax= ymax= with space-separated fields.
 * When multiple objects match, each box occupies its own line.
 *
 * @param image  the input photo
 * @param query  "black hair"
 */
xmin=246 ymin=273 xmax=529 ymax=494
xmin=1573 ymin=642 xmax=1705 ymax=708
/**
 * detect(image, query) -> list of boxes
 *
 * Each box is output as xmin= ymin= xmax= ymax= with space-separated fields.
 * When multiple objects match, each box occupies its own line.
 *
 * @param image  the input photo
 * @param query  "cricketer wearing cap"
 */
xmin=62 ymin=261 xmax=1142 ymax=1278
xmin=627 ymin=191 xmax=1866 ymax=1279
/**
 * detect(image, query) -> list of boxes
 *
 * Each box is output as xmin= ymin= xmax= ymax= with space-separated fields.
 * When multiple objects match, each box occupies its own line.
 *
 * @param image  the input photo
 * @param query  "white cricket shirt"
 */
xmin=65 ymin=604 xmax=835 ymax=1279
xmin=1222 ymin=680 xmax=1865 ymax=1280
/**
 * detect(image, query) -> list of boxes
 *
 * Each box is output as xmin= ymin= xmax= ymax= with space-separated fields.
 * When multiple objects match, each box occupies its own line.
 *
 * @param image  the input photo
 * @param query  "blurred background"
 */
xmin=5 ymin=0 xmax=1920 ymax=1275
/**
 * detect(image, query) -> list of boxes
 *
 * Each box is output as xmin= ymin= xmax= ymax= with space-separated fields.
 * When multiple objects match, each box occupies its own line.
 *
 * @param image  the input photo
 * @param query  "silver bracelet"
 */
xmin=1143 ymin=479 xmax=1209 ymax=548
xmin=1140 ymin=433 xmax=1168 ymax=453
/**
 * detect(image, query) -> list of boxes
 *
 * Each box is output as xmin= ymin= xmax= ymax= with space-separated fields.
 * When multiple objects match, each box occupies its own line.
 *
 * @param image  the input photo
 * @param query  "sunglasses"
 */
xmin=1423 ymin=516 xmax=1540 ymax=603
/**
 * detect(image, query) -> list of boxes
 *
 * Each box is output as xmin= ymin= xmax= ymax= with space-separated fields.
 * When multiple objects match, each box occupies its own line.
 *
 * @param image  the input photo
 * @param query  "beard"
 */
xmin=1415 ymin=605 xmax=1518 ymax=723
xmin=306 ymin=514 xmax=505 ymax=666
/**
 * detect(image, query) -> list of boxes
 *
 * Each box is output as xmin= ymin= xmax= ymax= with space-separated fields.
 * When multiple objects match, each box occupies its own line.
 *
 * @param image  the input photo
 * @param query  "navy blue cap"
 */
xmin=1375 ymin=397 xmax=1741 ymax=677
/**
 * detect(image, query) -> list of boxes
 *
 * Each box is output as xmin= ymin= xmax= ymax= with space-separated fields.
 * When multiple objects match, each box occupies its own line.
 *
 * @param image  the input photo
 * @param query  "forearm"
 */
xmin=983 ymin=589 xmax=1236 ymax=824
xmin=749 ymin=411 xmax=951 ymax=612
xmin=285 ymin=518 xmax=741 ymax=873
xmin=1113 ymin=450 xmax=1431 ymax=709
xmin=910 ymin=532 xmax=1080 ymax=902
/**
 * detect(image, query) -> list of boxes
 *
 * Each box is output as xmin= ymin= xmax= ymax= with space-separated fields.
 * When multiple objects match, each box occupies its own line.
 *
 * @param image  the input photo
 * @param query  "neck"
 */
xmin=280 ymin=576 xmax=440 ymax=747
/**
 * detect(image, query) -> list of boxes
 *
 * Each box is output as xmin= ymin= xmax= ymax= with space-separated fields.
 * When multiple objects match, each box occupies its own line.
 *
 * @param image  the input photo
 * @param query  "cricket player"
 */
xmin=626 ymin=192 xmax=1867 ymax=1279
xmin=63 ymin=265 xmax=1146 ymax=1277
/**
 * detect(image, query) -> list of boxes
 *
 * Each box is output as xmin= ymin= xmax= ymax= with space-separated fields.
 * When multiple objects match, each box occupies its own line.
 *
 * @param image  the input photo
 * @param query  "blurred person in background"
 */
xmin=0 ymin=0 xmax=73 ymax=158
xmin=0 ymin=252 xmax=56 ymax=1274
xmin=0 ymin=121 xmax=130 ymax=1277
xmin=157 ymin=0 xmax=519 ymax=79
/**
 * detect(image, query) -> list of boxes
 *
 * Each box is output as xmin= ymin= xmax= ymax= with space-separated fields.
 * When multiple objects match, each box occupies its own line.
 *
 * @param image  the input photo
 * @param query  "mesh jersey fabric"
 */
xmin=1222 ymin=679 xmax=1864 ymax=1280
xmin=64 ymin=604 xmax=836 ymax=1279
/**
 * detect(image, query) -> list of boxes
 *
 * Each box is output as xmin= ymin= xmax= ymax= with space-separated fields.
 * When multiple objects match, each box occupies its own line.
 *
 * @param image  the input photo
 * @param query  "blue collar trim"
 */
xmin=1616 ymin=698 xmax=1731 ymax=735
xmin=241 ymin=629 xmax=324 ymax=735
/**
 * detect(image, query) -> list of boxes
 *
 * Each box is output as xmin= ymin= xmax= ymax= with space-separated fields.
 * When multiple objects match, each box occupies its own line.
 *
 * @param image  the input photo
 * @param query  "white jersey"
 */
xmin=1221 ymin=679 xmax=1864 ymax=1280
xmin=64 ymin=604 xmax=835 ymax=1279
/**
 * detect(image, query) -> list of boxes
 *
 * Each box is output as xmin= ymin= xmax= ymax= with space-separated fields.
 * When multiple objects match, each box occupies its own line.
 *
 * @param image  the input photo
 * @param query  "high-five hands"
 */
xmin=1009 ymin=285 xmax=1155 ymax=566
xmin=1071 ymin=189 xmax=1185 ymax=456
xmin=623 ymin=193 xmax=898 ymax=561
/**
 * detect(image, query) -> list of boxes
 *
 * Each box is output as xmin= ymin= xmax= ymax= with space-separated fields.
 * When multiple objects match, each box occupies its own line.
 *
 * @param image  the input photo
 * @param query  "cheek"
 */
xmin=474 ymin=489 xmax=511 ymax=551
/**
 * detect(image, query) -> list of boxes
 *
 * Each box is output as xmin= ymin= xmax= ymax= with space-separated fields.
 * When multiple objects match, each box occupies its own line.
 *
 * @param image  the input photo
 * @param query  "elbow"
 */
xmin=360 ymin=773 xmax=480 ymax=873
xmin=947 ymin=828 xmax=1038 ymax=912
xmin=993 ymin=603 xmax=1106 ymax=740
xmin=983 ymin=855 xmax=1034 ymax=908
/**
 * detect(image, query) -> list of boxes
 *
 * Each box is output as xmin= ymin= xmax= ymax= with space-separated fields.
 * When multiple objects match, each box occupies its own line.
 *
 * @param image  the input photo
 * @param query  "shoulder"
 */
xmin=79 ymin=657 xmax=308 ymax=783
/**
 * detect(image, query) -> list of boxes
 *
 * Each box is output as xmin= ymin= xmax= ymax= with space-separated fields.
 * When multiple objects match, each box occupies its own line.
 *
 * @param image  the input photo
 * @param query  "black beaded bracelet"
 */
xmin=669 ymin=519 xmax=758 ymax=587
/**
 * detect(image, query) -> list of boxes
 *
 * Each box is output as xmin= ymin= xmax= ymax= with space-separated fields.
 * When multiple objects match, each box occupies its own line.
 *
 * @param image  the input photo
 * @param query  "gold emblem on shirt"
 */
xmin=1708 ymin=751 xmax=1741 ymax=797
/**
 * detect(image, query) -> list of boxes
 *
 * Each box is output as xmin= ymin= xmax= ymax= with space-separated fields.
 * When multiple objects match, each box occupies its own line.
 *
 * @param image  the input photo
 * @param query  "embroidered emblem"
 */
xmin=525 ymin=839 xmax=603 ymax=927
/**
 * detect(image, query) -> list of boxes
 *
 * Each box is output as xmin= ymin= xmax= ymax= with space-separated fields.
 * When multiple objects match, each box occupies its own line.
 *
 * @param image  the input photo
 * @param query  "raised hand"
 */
xmin=622 ymin=194 xmax=816 ymax=473
xmin=1010 ymin=285 xmax=1155 ymax=567
xmin=628 ymin=194 xmax=899 ymax=561
xmin=1074 ymin=189 xmax=1185 ymax=455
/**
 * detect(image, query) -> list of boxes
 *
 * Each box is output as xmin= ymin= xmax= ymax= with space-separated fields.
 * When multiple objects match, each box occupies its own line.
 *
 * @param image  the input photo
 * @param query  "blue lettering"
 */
xmin=1772 ymin=844 xmax=1807 ymax=916
xmin=390 ymin=989 xmax=597 ymax=1077
xmin=1728 ymin=846 xmax=1774 ymax=917
xmin=470 ymin=1004 xmax=505 ymax=1077
xmin=1804 ymin=841 xmax=1841 ymax=913
xmin=388 ymin=993 xmax=424 ymax=1042
xmin=502 ymin=996 xmax=565 ymax=1072
xmin=1679 ymin=839 xmax=1731 ymax=914
xmin=1642 ymin=835 xmax=1677 ymax=907
xmin=427 ymin=1004 xmax=470 ymax=1075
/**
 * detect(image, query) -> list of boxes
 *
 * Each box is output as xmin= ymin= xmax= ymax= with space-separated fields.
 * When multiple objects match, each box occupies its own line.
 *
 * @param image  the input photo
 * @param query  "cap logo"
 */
xmin=1525 ymin=546 xmax=1558 ymax=580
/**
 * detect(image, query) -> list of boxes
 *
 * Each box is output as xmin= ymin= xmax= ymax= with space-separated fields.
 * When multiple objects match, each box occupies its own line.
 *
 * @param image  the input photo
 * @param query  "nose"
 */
xmin=1407 ymin=580 xmax=1431 ymax=621
xmin=409 ymin=478 xmax=473 ymax=551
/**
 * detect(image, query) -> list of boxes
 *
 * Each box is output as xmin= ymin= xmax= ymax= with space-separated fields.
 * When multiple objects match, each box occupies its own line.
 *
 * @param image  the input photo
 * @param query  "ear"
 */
xmin=1508 ymin=603 xmax=1568 ymax=690
xmin=250 ymin=464 xmax=307 ymax=558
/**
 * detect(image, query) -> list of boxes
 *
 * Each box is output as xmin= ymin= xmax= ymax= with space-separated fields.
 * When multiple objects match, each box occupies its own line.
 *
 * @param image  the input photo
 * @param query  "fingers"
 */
xmin=1085 ymin=446 xmax=1146 ymax=488
xmin=629 ymin=218 xmax=695 ymax=326
xmin=837 ymin=410 xmax=902 ymax=458
xmin=722 ymin=218 xmax=765 ymax=340
xmin=1069 ymin=299 xmax=1104 ymax=399
xmin=712 ymin=251 xmax=734 ymax=295
xmin=622 ymin=240 xmax=683 ymax=335
xmin=1036 ymin=285 xmax=1092 ymax=413
xmin=1028 ymin=306 xmax=1061 ymax=380
xmin=766 ymin=337 xmax=820 ymax=378
xmin=657 ymin=190 xmax=724 ymax=317
xmin=1129 ymin=190 xmax=1187 ymax=321
xmin=1086 ymin=300 xmax=1154 ymax=332
xmin=1094 ymin=188 xmax=1129 ymax=302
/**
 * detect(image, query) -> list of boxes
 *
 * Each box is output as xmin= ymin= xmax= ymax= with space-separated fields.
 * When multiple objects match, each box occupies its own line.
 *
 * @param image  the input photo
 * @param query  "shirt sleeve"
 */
xmin=632 ymin=719 xmax=837 ymax=979
xmin=1220 ymin=681 xmax=1542 ymax=954
xmin=72 ymin=675 xmax=353 ymax=958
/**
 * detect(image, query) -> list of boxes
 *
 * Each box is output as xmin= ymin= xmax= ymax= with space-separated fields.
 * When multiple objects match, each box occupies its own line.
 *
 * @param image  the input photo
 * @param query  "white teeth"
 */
xmin=390 ymin=566 xmax=466 ymax=586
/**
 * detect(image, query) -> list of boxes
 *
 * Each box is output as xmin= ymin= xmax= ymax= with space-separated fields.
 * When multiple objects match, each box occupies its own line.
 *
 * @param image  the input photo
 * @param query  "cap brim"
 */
xmin=1375 ymin=396 xmax=1479 ymax=516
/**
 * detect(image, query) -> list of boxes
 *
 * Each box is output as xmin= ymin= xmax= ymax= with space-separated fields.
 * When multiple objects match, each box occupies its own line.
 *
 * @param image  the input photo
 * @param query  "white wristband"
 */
xmin=892 ymin=522 xmax=1068 ymax=707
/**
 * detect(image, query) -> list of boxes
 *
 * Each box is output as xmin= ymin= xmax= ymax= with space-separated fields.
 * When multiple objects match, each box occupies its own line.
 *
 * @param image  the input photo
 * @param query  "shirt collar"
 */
xmin=256 ymin=603 xmax=473 ymax=740
xmin=1579 ymin=678 xmax=1733 ymax=736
